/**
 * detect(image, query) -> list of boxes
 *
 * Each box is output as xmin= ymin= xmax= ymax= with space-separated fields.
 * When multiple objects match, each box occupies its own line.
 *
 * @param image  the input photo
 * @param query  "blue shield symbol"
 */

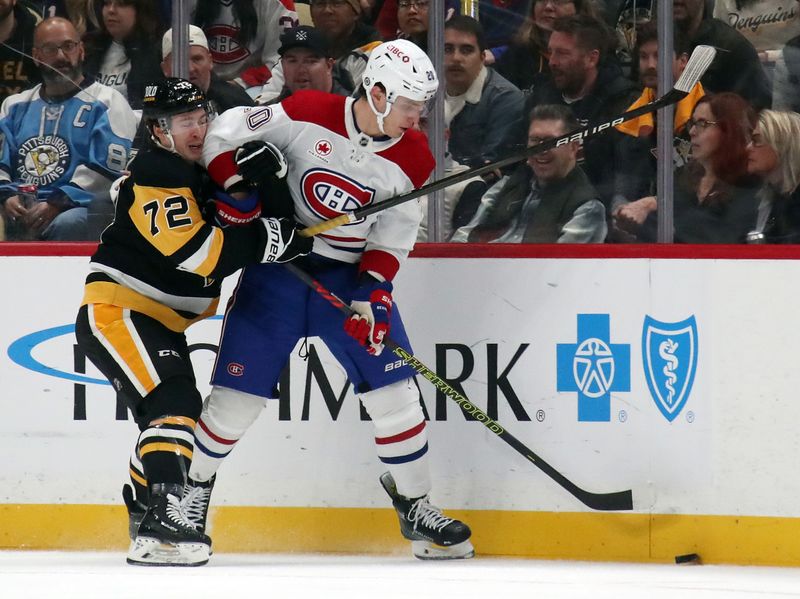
xmin=642 ymin=315 xmax=698 ymax=422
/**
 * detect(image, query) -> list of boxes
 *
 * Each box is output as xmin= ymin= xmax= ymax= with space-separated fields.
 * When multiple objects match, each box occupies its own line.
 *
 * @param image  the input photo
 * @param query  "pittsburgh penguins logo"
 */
xmin=17 ymin=135 xmax=70 ymax=185
xmin=300 ymin=168 xmax=375 ymax=220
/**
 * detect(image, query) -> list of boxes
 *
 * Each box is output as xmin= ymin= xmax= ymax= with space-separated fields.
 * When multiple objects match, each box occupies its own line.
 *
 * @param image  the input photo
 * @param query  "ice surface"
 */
xmin=1 ymin=551 xmax=800 ymax=599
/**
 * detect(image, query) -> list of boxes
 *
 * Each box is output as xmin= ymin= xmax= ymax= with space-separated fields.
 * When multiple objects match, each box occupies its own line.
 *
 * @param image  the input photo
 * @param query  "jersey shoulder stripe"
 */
xmin=281 ymin=90 xmax=348 ymax=138
xmin=377 ymin=129 xmax=435 ymax=189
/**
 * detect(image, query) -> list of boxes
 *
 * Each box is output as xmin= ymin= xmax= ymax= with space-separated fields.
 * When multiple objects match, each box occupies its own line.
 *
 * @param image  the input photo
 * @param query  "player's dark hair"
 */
xmin=444 ymin=15 xmax=487 ymax=53
xmin=194 ymin=0 xmax=257 ymax=47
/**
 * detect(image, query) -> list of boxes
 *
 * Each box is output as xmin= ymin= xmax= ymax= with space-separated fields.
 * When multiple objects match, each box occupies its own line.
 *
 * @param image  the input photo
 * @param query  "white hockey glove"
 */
xmin=235 ymin=140 xmax=288 ymax=187
xmin=259 ymin=217 xmax=313 ymax=263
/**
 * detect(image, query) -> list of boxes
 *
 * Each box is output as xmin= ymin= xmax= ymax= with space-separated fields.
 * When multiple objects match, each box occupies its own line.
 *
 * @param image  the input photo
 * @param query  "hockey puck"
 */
xmin=674 ymin=553 xmax=700 ymax=564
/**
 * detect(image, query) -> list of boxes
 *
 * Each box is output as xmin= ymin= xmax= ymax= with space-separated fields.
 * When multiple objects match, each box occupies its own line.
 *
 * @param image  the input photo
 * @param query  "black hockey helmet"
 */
xmin=142 ymin=77 xmax=214 ymax=130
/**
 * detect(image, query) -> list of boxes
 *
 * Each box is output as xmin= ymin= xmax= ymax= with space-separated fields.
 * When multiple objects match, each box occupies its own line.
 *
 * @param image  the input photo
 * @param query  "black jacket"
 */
xmin=469 ymin=163 xmax=599 ymax=243
xmin=0 ymin=4 xmax=41 ymax=105
xmin=690 ymin=18 xmax=772 ymax=109
xmin=523 ymin=61 xmax=640 ymax=207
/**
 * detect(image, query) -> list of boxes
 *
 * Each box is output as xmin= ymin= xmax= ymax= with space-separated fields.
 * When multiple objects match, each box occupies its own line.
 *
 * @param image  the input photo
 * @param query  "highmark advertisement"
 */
xmin=4 ymin=254 xmax=798 ymax=521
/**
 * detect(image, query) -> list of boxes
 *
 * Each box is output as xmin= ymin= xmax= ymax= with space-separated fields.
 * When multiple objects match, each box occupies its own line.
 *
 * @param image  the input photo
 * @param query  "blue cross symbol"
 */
xmin=557 ymin=314 xmax=630 ymax=422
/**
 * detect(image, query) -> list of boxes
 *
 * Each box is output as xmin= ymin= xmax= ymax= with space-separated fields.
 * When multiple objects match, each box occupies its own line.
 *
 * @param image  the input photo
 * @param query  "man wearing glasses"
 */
xmin=0 ymin=17 xmax=137 ymax=241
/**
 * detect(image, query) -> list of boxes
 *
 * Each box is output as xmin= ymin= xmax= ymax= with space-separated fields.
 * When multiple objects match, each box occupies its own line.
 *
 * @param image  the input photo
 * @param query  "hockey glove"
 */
xmin=260 ymin=217 xmax=313 ymax=263
xmin=213 ymin=190 xmax=261 ymax=227
xmin=234 ymin=140 xmax=288 ymax=187
xmin=344 ymin=277 xmax=393 ymax=356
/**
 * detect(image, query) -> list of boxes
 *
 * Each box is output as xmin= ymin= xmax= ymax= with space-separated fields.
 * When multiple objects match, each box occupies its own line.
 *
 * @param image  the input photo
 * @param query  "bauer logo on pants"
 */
xmin=642 ymin=315 xmax=698 ymax=422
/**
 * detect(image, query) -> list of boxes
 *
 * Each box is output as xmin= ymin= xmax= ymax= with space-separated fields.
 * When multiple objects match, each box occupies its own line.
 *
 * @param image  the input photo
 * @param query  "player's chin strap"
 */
xmin=366 ymin=91 xmax=392 ymax=136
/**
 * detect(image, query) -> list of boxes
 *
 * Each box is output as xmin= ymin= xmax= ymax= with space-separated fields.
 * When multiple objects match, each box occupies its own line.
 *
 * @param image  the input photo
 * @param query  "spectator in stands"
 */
xmin=0 ymin=0 xmax=42 ymax=105
xmin=674 ymin=0 xmax=771 ymax=109
xmin=191 ymin=0 xmax=298 ymax=90
xmin=311 ymin=0 xmax=382 ymax=92
xmin=495 ymin=0 xmax=600 ymax=93
xmin=375 ymin=0 xmax=458 ymax=41
xmin=745 ymin=109 xmax=800 ymax=243
xmin=523 ymin=14 xmax=638 ymax=208
xmin=614 ymin=93 xmax=761 ymax=243
xmin=444 ymin=15 xmax=524 ymax=170
xmin=713 ymin=0 xmax=800 ymax=70
xmin=397 ymin=0 xmax=429 ymax=51
xmin=451 ymin=104 xmax=606 ymax=243
xmin=0 ymin=17 xmax=136 ymax=241
xmin=262 ymin=25 xmax=349 ymax=104
xmin=771 ymin=19 xmax=800 ymax=112
xmin=476 ymin=0 xmax=532 ymax=62
xmin=161 ymin=25 xmax=255 ymax=113
xmin=82 ymin=0 xmax=163 ymax=110
xmin=610 ymin=20 xmax=705 ymax=226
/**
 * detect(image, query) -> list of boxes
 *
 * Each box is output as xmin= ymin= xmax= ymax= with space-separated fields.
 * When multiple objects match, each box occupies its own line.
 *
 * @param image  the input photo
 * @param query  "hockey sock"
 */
xmin=360 ymin=378 xmax=432 ymax=498
xmin=189 ymin=386 xmax=266 ymax=482
xmin=138 ymin=416 xmax=196 ymax=488
xmin=128 ymin=444 xmax=148 ymax=503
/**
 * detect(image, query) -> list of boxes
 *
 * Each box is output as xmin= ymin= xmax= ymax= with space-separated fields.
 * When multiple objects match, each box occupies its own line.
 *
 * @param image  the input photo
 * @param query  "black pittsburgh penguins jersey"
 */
xmin=82 ymin=146 xmax=266 ymax=332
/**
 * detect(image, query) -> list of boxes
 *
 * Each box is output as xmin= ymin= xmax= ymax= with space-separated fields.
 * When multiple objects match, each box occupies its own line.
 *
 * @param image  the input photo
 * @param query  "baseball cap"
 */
xmin=162 ymin=25 xmax=209 ymax=59
xmin=278 ymin=26 xmax=331 ymax=58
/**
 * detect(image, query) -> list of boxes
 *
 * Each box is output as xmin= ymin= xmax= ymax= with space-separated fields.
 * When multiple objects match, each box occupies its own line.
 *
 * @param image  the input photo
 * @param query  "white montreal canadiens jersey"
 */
xmin=203 ymin=90 xmax=434 ymax=277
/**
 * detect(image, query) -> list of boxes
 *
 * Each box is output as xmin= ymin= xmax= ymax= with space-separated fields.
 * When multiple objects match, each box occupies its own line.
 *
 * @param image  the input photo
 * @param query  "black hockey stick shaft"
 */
xmin=284 ymin=262 xmax=634 ymax=511
xmin=298 ymin=45 xmax=715 ymax=239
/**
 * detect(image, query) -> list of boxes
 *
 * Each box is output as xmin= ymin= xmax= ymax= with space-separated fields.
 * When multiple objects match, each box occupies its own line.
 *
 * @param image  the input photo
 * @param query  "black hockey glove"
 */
xmin=259 ymin=217 xmax=313 ymax=263
xmin=235 ymin=140 xmax=288 ymax=187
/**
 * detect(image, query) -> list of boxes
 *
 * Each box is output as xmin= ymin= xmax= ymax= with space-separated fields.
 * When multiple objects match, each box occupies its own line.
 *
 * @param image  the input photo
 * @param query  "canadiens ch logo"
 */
xmin=227 ymin=362 xmax=244 ymax=376
xmin=206 ymin=24 xmax=249 ymax=65
xmin=17 ymin=135 xmax=70 ymax=185
xmin=301 ymin=168 xmax=375 ymax=220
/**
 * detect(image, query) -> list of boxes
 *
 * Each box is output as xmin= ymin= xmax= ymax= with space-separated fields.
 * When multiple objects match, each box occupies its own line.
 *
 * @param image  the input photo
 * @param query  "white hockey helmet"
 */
xmin=362 ymin=39 xmax=438 ymax=133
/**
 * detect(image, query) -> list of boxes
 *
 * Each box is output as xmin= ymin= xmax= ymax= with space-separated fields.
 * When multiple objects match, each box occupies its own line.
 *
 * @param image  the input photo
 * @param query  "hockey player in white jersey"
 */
xmin=186 ymin=39 xmax=474 ymax=560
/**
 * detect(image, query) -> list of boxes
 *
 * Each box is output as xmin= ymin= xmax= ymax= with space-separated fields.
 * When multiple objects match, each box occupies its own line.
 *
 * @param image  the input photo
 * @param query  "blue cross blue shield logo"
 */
xmin=642 ymin=315 xmax=698 ymax=422
xmin=557 ymin=314 xmax=630 ymax=422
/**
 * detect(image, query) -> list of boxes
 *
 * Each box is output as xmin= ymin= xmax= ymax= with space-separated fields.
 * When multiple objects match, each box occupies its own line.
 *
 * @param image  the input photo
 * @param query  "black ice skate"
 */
xmin=181 ymin=475 xmax=215 ymax=534
xmin=127 ymin=484 xmax=211 ymax=567
xmin=380 ymin=472 xmax=474 ymax=560
xmin=122 ymin=484 xmax=146 ymax=541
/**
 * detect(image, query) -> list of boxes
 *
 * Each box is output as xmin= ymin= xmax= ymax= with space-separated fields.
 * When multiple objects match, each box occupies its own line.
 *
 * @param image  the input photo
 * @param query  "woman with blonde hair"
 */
xmin=746 ymin=109 xmax=800 ymax=243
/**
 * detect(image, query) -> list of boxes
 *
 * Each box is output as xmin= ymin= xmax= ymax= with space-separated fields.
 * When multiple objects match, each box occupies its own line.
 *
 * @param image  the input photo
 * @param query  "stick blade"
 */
xmin=576 ymin=488 xmax=634 ymax=511
xmin=675 ymin=45 xmax=716 ymax=93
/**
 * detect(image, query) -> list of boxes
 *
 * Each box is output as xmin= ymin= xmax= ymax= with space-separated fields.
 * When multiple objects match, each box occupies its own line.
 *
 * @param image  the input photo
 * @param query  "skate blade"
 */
xmin=411 ymin=539 xmax=475 ymax=560
xmin=126 ymin=536 xmax=210 ymax=567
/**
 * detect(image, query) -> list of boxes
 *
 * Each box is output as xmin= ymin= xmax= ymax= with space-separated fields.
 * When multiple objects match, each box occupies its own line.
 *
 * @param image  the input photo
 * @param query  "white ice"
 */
xmin=1 ymin=551 xmax=800 ymax=599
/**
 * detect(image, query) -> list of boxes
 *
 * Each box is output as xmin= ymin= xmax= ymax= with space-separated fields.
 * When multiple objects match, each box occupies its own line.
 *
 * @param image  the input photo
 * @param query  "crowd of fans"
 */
xmin=0 ymin=0 xmax=799 ymax=244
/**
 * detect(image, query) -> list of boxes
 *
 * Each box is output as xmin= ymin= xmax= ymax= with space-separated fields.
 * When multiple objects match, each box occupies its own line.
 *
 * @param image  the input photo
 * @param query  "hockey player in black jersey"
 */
xmin=74 ymin=78 xmax=312 ymax=566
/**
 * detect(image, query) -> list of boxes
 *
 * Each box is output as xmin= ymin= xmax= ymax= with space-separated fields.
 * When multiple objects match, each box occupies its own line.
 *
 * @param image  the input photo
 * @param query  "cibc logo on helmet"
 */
xmin=386 ymin=44 xmax=410 ymax=62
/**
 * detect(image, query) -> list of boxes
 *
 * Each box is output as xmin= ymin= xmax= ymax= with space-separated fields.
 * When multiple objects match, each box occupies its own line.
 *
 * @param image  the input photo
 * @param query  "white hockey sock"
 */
xmin=360 ymin=378 xmax=432 ymax=498
xmin=189 ymin=386 xmax=267 ymax=482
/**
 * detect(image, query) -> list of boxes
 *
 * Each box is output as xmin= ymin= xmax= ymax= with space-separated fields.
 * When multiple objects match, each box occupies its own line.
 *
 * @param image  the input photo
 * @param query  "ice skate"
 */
xmin=380 ymin=472 xmax=474 ymax=560
xmin=122 ymin=484 xmax=146 ymax=541
xmin=182 ymin=475 xmax=215 ymax=534
xmin=127 ymin=485 xmax=211 ymax=567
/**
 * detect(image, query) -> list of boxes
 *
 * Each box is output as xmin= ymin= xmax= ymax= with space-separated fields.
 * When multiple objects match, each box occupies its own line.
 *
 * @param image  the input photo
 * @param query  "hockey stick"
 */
xmin=284 ymin=262 xmax=634 ymax=511
xmin=298 ymin=44 xmax=716 ymax=239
